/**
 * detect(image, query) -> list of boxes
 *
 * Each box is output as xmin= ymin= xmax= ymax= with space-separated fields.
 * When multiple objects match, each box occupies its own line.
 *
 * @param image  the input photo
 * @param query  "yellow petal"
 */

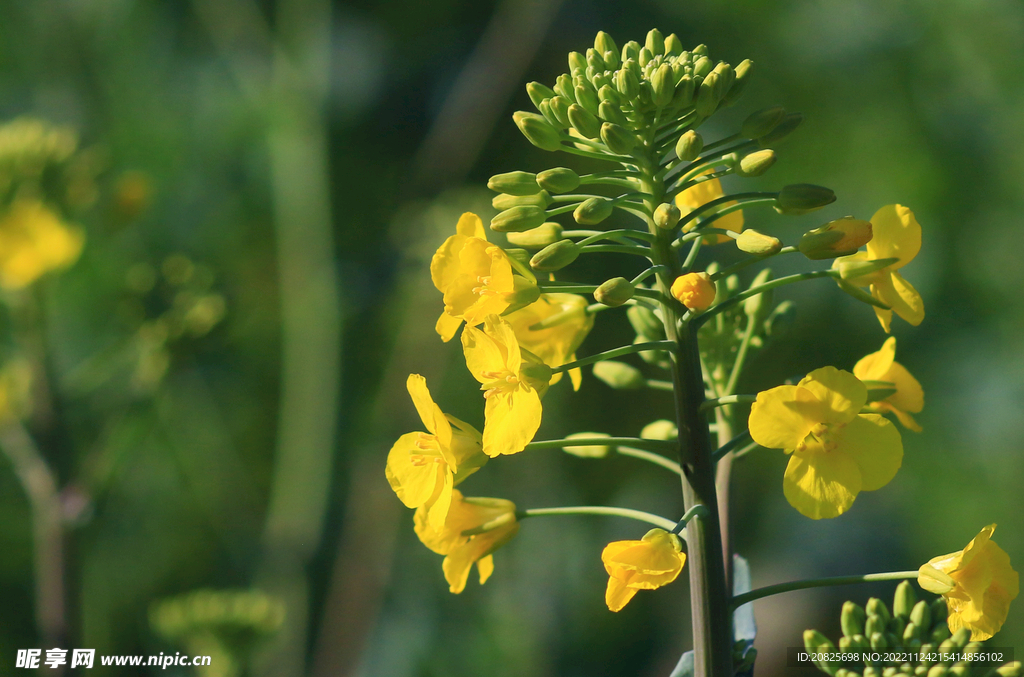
xmin=853 ymin=337 xmax=896 ymax=382
xmin=866 ymin=204 xmax=921 ymax=269
xmin=888 ymin=272 xmax=924 ymax=325
xmin=461 ymin=323 xmax=506 ymax=384
xmin=569 ymin=366 xmax=582 ymax=391
xmin=424 ymin=470 xmax=455 ymax=531
xmin=430 ymin=233 xmax=470 ymax=292
xmin=406 ymin=374 xmax=452 ymax=449
xmin=482 ymin=385 xmax=542 ymax=457
xmin=835 ymin=414 xmax=902 ymax=491
xmin=748 ymin=385 xmax=822 ymax=450
xmin=442 ymin=543 xmax=477 ymax=594
xmin=477 ymin=555 xmax=494 ymax=585
xmin=436 ymin=311 xmax=463 ymax=342
xmin=456 ymin=212 xmax=487 ymax=239
xmin=885 ymin=361 xmax=924 ymax=414
xmin=783 ymin=448 xmax=862 ymax=519
xmin=798 ymin=367 xmax=867 ymax=425
xmin=872 ymin=401 xmax=923 ymax=432
xmin=605 ymin=575 xmax=639 ymax=612
xmin=485 ymin=315 xmax=522 ymax=375
xmin=918 ymin=563 xmax=957 ymax=594
xmin=870 ymin=293 xmax=894 ymax=333
xmin=675 ymin=173 xmax=725 ymax=212
xmin=386 ymin=432 xmax=446 ymax=508
xmin=606 ymin=542 xmax=682 ymax=576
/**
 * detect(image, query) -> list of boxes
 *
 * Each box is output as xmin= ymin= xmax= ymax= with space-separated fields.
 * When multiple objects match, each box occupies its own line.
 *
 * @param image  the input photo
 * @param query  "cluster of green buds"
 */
xmin=804 ymin=582 xmax=1021 ymax=677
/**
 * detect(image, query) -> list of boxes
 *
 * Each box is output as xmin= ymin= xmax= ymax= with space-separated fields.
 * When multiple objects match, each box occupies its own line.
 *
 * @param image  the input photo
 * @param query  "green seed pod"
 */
xmin=654 ymin=203 xmax=681 ymax=230
xmin=568 ymin=103 xmax=601 ymax=139
xmin=548 ymin=96 xmax=572 ymax=127
xmin=513 ymin=112 xmax=563 ymax=152
xmin=674 ymin=74 xmax=695 ymax=107
xmin=893 ymin=581 xmax=917 ymax=620
xmin=621 ymin=40 xmax=640 ymax=63
xmin=652 ymin=63 xmax=675 ymax=107
xmin=536 ymin=167 xmax=580 ymax=194
xmin=594 ymin=277 xmax=635 ymax=306
xmin=741 ymin=106 xmax=787 ymax=139
xmin=776 ymin=184 xmax=837 ymax=215
xmin=529 ymin=239 xmax=580 ymax=271
xmin=645 ymin=28 xmax=664 ymax=56
xmin=575 ymin=83 xmax=601 ymax=115
xmin=554 ymin=73 xmax=576 ymax=102
xmin=598 ymin=84 xmax=621 ymax=104
xmin=627 ymin=304 xmax=662 ymax=339
xmin=676 ymin=130 xmax=704 ymax=161
xmin=664 ymin=33 xmax=683 ymax=56
xmin=759 ymin=112 xmax=804 ymax=147
xmin=593 ymin=360 xmax=645 ymax=389
xmin=492 ymin=190 xmax=551 ymax=210
xmin=563 ymin=432 xmax=611 ymax=458
xmin=527 ymin=82 xmax=556 ymax=109
xmin=506 ymin=222 xmax=563 ymax=248
xmin=599 ymin=101 xmax=630 ymax=127
xmin=871 ymin=631 xmax=888 ymax=651
xmin=721 ymin=59 xmax=753 ymax=106
xmin=638 ymin=46 xmax=653 ymax=68
xmin=573 ymin=197 xmax=614 ymax=225
xmin=910 ymin=601 xmax=932 ymax=631
xmin=488 ymin=170 xmax=539 ymax=196
xmin=616 ymin=64 xmax=640 ymax=100
xmin=692 ymin=55 xmax=713 ymax=79
xmin=866 ymin=615 xmax=886 ymax=638
xmin=600 ymin=122 xmax=636 ymax=155
xmin=736 ymin=229 xmax=781 ymax=255
xmin=867 ymin=599 xmax=892 ymax=626
xmin=696 ymin=73 xmax=719 ymax=117
xmin=737 ymin=149 xmax=777 ymax=177
xmin=490 ymin=205 xmax=547 ymax=233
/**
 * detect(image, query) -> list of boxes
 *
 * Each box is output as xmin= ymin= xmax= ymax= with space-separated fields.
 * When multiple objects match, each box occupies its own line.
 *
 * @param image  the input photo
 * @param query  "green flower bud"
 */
xmin=627 ymin=304 xmax=662 ymax=339
xmin=503 ymin=248 xmax=531 ymax=270
xmin=910 ymin=601 xmax=932 ymax=632
xmin=893 ymin=581 xmax=917 ymax=620
xmin=654 ymin=203 xmax=681 ymax=230
xmin=759 ymin=112 xmax=804 ymax=147
xmin=930 ymin=598 xmax=948 ymax=627
xmin=491 ymin=205 xmax=547 ymax=233
xmin=741 ymin=106 xmax=786 ymax=139
xmin=696 ymin=74 xmax=719 ymax=117
xmin=692 ymin=43 xmax=708 ymax=56
xmin=599 ymin=101 xmax=630 ymax=127
xmin=851 ymin=634 xmax=869 ymax=649
xmin=635 ymin=334 xmax=669 ymax=365
xmin=799 ymin=217 xmax=872 ymax=259
xmin=865 ymin=668 xmax=881 ymax=677
xmin=641 ymin=419 xmax=676 ymax=440
xmin=594 ymin=277 xmax=635 ymax=306
xmin=676 ymin=130 xmax=704 ymax=161
xmin=950 ymin=628 xmax=971 ymax=648
xmin=548 ymin=96 xmax=572 ymax=127
xmin=839 ymin=636 xmax=853 ymax=652
xmin=530 ymin=239 xmax=580 ymax=271
xmin=616 ymin=65 xmax=640 ymax=100
xmin=866 ymin=615 xmax=886 ymax=638
xmin=904 ymin=621 xmax=921 ymax=643
xmin=601 ymin=49 xmax=619 ymax=70
xmin=930 ymin=624 xmax=951 ymax=644
xmin=920 ymin=643 xmax=936 ymax=664
xmin=721 ymin=59 xmax=752 ymax=106
xmin=574 ymin=196 xmax=614 ymax=225
xmin=711 ymin=62 xmax=735 ymax=100
xmin=776 ymin=184 xmax=836 ymax=215
xmin=519 ymin=360 xmax=553 ymax=388
xmin=664 ymin=33 xmax=683 ymax=56
xmin=927 ymin=667 xmax=948 ymax=677
xmin=600 ymin=122 xmax=636 ymax=155
xmin=563 ymin=432 xmax=612 ymax=458
xmin=674 ymin=74 xmax=695 ymax=107
xmin=575 ymin=83 xmax=601 ymax=115
xmin=692 ymin=55 xmax=712 ymax=79
xmin=488 ymin=170 xmax=539 ymax=196
xmin=506 ymin=222 xmax=563 ymax=248
xmin=652 ymin=63 xmax=675 ymax=107
xmin=586 ymin=48 xmax=606 ymax=72
xmin=743 ymin=268 xmax=773 ymax=320
xmin=737 ymin=149 xmax=777 ymax=177
xmin=736 ymin=229 xmax=782 ymax=255
xmin=804 ymin=630 xmax=839 ymax=675
xmin=835 ymin=256 xmax=900 ymax=281
xmin=513 ymin=112 xmax=562 ymax=151
xmin=870 ymin=632 xmax=888 ymax=651
xmin=536 ymin=167 xmax=580 ymax=194
xmin=492 ymin=190 xmax=551 ymax=210
xmin=621 ymin=41 xmax=640 ymax=63
xmin=645 ymin=28 xmax=664 ymax=56
xmin=527 ymin=82 xmax=556 ymax=109
xmin=568 ymin=51 xmax=587 ymax=73
xmin=503 ymin=275 xmax=541 ymax=313
xmin=538 ymin=99 xmax=559 ymax=127
xmin=841 ymin=601 xmax=867 ymax=637
xmin=554 ymin=73 xmax=576 ymax=102
xmin=890 ymin=616 xmax=907 ymax=639
xmin=995 ymin=663 xmax=1022 ymax=677
xmin=595 ymin=31 xmax=618 ymax=58
xmin=867 ymin=598 xmax=891 ymax=626
xmin=638 ymin=46 xmax=653 ymax=68
xmin=598 ymin=84 xmax=621 ymax=104
xmin=568 ymin=103 xmax=601 ymax=139
xmin=593 ymin=360 xmax=645 ymax=389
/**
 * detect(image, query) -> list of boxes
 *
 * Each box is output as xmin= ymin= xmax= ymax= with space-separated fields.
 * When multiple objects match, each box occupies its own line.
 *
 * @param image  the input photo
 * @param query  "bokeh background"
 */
xmin=0 ymin=0 xmax=1021 ymax=675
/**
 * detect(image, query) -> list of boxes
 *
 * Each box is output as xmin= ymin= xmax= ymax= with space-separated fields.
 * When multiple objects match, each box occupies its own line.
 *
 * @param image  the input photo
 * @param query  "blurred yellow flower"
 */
xmin=0 ymin=200 xmax=84 ymax=289
xmin=671 ymin=272 xmax=716 ymax=310
xmin=462 ymin=315 xmax=549 ymax=457
xmin=430 ymin=212 xmax=536 ymax=342
xmin=918 ymin=524 xmax=1019 ymax=641
xmin=674 ymin=171 xmax=743 ymax=244
xmin=386 ymin=375 xmax=487 ymax=530
xmin=505 ymin=293 xmax=593 ymax=390
xmin=602 ymin=528 xmax=687 ymax=612
xmin=853 ymin=337 xmax=924 ymax=431
xmin=748 ymin=366 xmax=903 ymax=519
xmin=833 ymin=205 xmax=924 ymax=333
xmin=414 ymin=489 xmax=519 ymax=594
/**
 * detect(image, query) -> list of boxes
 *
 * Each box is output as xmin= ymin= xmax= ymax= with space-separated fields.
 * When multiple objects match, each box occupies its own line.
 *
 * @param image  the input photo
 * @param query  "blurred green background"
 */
xmin=0 ymin=0 xmax=1020 ymax=675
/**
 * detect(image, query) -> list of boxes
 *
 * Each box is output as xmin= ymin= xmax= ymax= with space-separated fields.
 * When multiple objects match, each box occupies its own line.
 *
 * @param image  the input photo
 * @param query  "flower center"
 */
xmin=796 ymin=422 xmax=846 ymax=453
xmin=409 ymin=432 xmax=445 ymax=466
xmin=480 ymin=369 xmax=519 ymax=399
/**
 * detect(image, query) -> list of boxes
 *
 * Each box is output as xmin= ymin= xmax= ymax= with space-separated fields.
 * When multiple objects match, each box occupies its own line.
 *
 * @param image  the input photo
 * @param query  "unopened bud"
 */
xmin=595 ymin=31 xmax=618 ymax=58
xmin=594 ymin=277 xmax=635 ymax=306
xmin=536 ymin=167 xmax=580 ymax=194
xmin=676 ymin=130 xmax=703 ymax=161
xmin=834 ymin=256 xmax=898 ymax=281
xmin=910 ymin=601 xmax=932 ymax=632
xmin=842 ymin=601 xmax=867 ymax=638
xmin=568 ymin=103 xmax=601 ymax=139
xmin=530 ymin=239 xmax=580 ymax=271
xmin=927 ymin=667 xmax=948 ymax=677
xmin=488 ymin=171 xmax=540 ymax=196
xmin=641 ymin=419 xmax=677 ymax=440
xmin=503 ymin=276 xmax=541 ymax=313
xmin=492 ymin=190 xmax=551 ymax=210
xmin=654 ymin=203 xmax=681 ymax=230
xmin=506 ymin=222 xmax=563 ymax=248
xmin=527 ymin=82 xmax=557 ymax=110
xmin=600 ymin=122 xmax=636 ymax=155
xmin=671 ymin=272 xmax=716 ymax=310
xmin=645 ymin=28 xmax=664 ymax=56
xmin=866 ymin=598 xmax=891 ymax=626
xmin=575 ymin=83 xmax=601 ymax=115
xmin=692 ymin=55 xmax=712 ymax=79
xmin=870 ymin=632 xmax=888 ymax=651
xmin=893 ymin=581 xmax=917 ymax=620
xmin=503 ymin=248 xmax=531 ymax=270
xmin=931 ymin=624 xmax=951 ymax=644
xmin=548 ymin=96 xmax=572 ymax=127
xmin=491 ymin=205 xmax=547 ymax=233
xmin=664 ymin=33 xmax=683 ymax=56
xmin=776 ymin=184 xmax=836 ymax=215
xmin=711 ymin=62 xmax=735 ymax=100
xmin=736 ymin=229 xmax=781 ymax=255
xmin=621 ymin=41 xmax=640 ymax=63
xmin=995 ymin=662 xmax=1022 ymax=677
xmin=903 ymin=621 xmax=922 ymax=643
xmin=615 ymin=66 xmax=640 ymax=100
xmin=674 ymin=74 xmax=695 ymax=107
xmin=930 ymin=598 xmax=948 ymax=627
xmin=513 ymin=112 xmax=562 ymax=151
xmin=743 ymin=268 xmax=773 ymax=320
xmin=652 ymin=63 xmax=674 ymax=107
xmin=593 ymin=360 xmax=645 ymax=389
xmin=599 ymin=101 xmax=630 ymax=127
xmin=721 ymin=59 xmax=752 ymax=106
xmin=695 ymin=73 xmax=719 ymax=117
xmin=759 ymin=112 xmax=804 ymax=147
xmin=737 ymin=149 xmax=777 ymax=177
xmin=554 ymin=74 xmax=576 ymax=102
xmin=799 ymin=217 xmax=872 ymax=258
xmin=598 ymin=84 xmax=621 ymax=104
xmin=741 ymin=106 xmax=786 ymax=139
xmin=803 ymin=630 xmax=838 ymax=674
xmin=574 ymin=197 xmax=614 ymax=225
xmin=627 ymin=304 xmax=662 ymax=339
xmin=563 ymin=432 xmax=612 ymax=458
xmin=865 ymin=615 xmax=886 ymax=638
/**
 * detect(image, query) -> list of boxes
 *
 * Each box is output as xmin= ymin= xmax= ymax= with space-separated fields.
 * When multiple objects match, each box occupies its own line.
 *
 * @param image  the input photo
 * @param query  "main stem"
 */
xmin=641 ymin=168 xmax=733 ymax=677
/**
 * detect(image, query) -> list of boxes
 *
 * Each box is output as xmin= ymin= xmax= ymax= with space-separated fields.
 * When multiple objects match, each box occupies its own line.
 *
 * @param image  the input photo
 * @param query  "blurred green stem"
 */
xmin=730 ymin=571 xmax=920 ymax=609
xmin=519 ymin=506 xmax=676 ymax=530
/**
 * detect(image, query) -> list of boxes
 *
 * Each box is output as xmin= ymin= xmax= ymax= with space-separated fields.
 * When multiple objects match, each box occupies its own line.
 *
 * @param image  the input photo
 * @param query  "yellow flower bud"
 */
xmin=671 ymin=272 xmax=716 ymax=310
xmin=737 ymin=149 xmax=777 ymax=177
xmin=735 ymin=229 xmax=781 ymax=255
xmin=798 ymin=217 xmax=873 ymax=259
xmin=654 ymin=203 xmax=681 ymax=230
xmin=491 ymin=190 xmax=551 ymax=210
xmin=641 ymin=419 xmax=677 ymax=440
xmin=675 ymin=130 xmax=703 ymax=162
xmin=487 ymin=171 xmax=539 ymax=196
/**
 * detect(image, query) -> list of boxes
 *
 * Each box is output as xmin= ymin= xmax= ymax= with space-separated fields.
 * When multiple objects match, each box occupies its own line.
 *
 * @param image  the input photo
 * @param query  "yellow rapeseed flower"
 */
xmin=386 ymin=375 xmax=487 ymax=530
xmin=505 ymin=293 xmax=593 ymax=390
xmin=602 ymin=528 xmax=687 ymax=612
xmin=748 ymin=366 xmax=903 ymax=519
xmin=853 ymin=337 xmax=924 ymax=431
xmin=671 ymin=272 xmax=716 ymax=310
xmin=918 ymin=524 xmax=1019 ymax=641
xmin=430 ymin=212 xmax=536 ymax=342
xmin=414 ymin=489 xmax=519 ymax=594
xmin=462 ymin=315 xmax=550 ymax=457
xmin=674 ymin=171 xmax=743 ymax=244
xmin=0 ymin=200 xmax=84 ymax=289
xmin=833 ymin=205 xmax=924 ymax=333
